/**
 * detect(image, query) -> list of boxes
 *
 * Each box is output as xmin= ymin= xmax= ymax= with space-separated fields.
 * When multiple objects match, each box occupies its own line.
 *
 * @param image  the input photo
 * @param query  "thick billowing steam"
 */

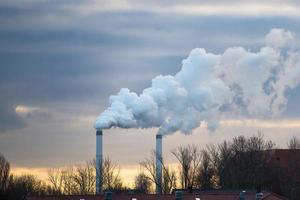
xmin=95 ymin=28 xmax=300 ymax=135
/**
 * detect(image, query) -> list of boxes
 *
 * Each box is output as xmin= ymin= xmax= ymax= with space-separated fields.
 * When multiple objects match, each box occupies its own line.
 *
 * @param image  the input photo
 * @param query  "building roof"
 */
xmin=262 ymin=193 xmax=289 ymax=200
xmin=27 ymin=191 xmax=288 ymax=200
xmin=267 ymin=149 xmax=300 ymax=165
xmin=267 ymin=149 xmax=300 ymax=181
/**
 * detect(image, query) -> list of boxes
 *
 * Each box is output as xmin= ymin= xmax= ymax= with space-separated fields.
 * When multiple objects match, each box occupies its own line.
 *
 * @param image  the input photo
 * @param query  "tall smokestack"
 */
xmin=96 ymin=129 xmax=103 ymax=194
xmin=156 ymin=134 xmax=162 ymax=194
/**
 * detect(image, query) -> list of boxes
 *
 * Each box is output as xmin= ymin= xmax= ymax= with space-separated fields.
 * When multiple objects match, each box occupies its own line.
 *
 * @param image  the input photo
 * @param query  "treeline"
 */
xmin=0 ymin=156 xmax=125 ymax=199
xmin=136 ymin=133 xmax=300 ymax=199
xmin=1 ymin=134 xmax=300 ymax=200
xmin=0 ymin=156 xmax=50 ymax=200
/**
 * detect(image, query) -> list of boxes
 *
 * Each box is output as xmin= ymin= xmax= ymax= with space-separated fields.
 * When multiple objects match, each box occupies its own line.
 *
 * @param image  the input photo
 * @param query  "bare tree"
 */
xmin=0 ymin=153 xmax=10 ymax=195
xmin=162 ymin=165 xmax=177 ymax=194
xmin=287 ymin=136 xmax=300 ymax=149
xmin=208 ymin=133 xmax=275 ymax=189
xmin=197 ymin=149 xmax=214 ymax=189
xmin=8 ymin=174 xmax=48 ymax=199
xmin=172 ymin=145 xmax=201 ymax=189
xmin=100 ymin=157 xmax=123 ymax=190
xmin=48 ymin=163 xmax=95 ymax=195
xmin=48 ymin=157 xmax=123 ymax=195
xmin=47 ymin=168 xmax=63 ymax=194
xmin=140 ymin=152 xmax=157 ymax=191
xmin=73 ymin=161 xmax=95 ymax=194
xmin=61 ymin=167 xmax=77 ymax=195
xmin=210 ymin=141 xmax=232 ymax=189
xmin=140 ymin=151 xmax=176 ymax=194
xmin=134 ymin=172 xmax=152 ymax=193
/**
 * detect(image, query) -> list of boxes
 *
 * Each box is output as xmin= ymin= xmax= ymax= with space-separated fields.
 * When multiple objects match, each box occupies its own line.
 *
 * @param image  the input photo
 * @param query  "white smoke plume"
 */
xmin=94 ymin=28 xmax=300 ymax=135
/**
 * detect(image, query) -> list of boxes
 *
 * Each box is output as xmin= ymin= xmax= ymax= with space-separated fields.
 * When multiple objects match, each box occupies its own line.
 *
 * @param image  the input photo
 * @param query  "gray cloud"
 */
xmin=0 ymin=0 xmax=300 ymax=168
xmin=1 ymin=8 xmax=300 ymax=131
xmin=0 ymin=103 xmax=25 ymax=132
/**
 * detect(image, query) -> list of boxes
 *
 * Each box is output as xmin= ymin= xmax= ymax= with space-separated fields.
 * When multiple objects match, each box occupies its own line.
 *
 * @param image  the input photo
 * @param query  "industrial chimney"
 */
xmin=156 ymin=134 xmax=162 ymax=194
xmin=96 ymin=129 xmax=103 ymax=194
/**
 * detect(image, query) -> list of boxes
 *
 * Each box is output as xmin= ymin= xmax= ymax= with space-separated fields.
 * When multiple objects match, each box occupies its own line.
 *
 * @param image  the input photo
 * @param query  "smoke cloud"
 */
xmin=95 ymin=28 xmax=300 ymax=135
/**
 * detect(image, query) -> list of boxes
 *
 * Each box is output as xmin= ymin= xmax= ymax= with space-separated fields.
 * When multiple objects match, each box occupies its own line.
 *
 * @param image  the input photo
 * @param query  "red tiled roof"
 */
xmin=27 ymin=192 xmax=288 ymax=200
xmin=261 ymin=193 xmax=288 ymax=200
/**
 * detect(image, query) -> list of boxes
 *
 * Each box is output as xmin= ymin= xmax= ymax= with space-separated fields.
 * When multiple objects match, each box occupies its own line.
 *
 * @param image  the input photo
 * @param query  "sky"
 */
xmin=1 ymin=0 xmax=300 ymax=184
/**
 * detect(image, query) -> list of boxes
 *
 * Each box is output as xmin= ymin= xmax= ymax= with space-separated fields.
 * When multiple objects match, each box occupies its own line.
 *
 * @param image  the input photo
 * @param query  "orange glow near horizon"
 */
xmin=11 ymin=164 xmax=180 ymax=188
xmin=10 ymin=167 xmax=50 ymax=181
xmin=10 ymin=165 xmax=143 ymax=187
